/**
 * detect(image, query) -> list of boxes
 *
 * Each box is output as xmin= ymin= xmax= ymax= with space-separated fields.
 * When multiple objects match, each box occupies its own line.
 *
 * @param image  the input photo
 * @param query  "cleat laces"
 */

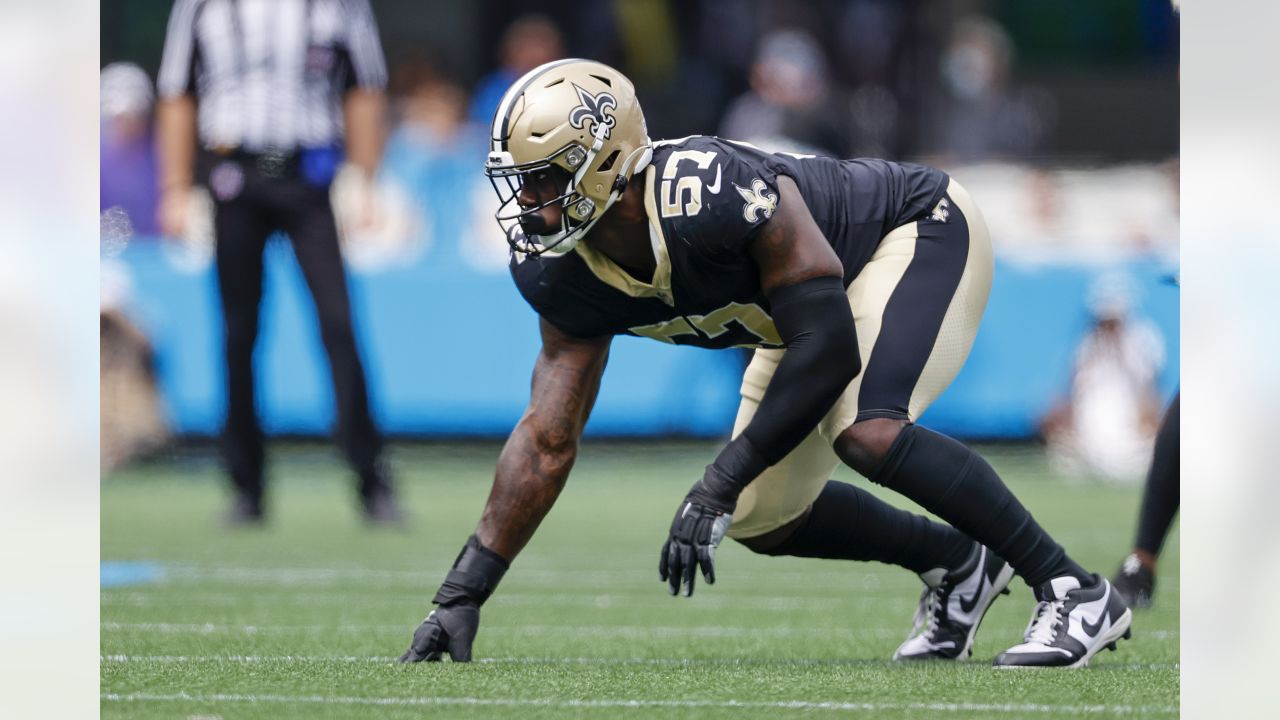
xmin=906 ymin=584 xmax=947 ymax=643
xmin=1024 ymin=599 xmax=1067 ymax=646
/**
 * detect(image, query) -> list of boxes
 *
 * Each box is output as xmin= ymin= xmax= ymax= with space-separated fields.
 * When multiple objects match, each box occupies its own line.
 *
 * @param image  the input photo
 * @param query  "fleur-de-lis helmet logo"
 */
xmin=568 ymin=83 xmax=618 ymax=139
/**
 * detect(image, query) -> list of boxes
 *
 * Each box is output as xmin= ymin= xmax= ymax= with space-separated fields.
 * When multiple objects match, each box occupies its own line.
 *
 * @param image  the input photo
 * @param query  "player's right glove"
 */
xmin=398 ymin=535 xmax=509 ymax=663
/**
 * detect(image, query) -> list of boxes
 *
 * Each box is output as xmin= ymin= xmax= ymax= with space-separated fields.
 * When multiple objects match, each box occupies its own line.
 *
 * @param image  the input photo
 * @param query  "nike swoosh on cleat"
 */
xmin=957 ymin=575 xmax=989 ymax=615
xmin=706 ymin=164 xmax=722 ymax=194
xmin=1082 ymin=610 xmax=1108 ymax=638
xmin=1080 ymin=587 xmax=1112 ymax=638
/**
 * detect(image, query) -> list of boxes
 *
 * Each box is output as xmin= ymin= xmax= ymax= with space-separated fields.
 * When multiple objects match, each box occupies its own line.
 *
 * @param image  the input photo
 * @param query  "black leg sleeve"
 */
xmin=1135 ymin=393 xmax=1180 ymax=558
xmin=871 ymin=424 xmax=1090 ymax=587
xmin=750 ymin=480 xmax=974 ymax=575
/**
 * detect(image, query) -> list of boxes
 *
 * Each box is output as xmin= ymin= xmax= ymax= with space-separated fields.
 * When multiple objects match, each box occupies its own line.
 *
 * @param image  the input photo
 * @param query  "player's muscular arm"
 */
xmin=401 ymin=319 xmax=608 ymax=662
xmin=731 ymin=175 xmax=859 ymax=474
xmin=476 ymin=318 xmax=611 ymax=560
xmin=751 ymin=176 xmax=845 ymax=292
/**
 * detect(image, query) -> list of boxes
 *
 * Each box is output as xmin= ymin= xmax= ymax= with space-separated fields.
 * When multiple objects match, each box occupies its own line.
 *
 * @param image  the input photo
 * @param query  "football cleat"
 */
xmin=1111 ymin=553 xmax=1156 ymax=609
xmin=893 ymin=543 xmax=1014 ymax=661
xmin=361 ymin=486 xmax=405 ymax=526
xmin=222 ymin=492 xmax=265 ymax=527
xmin=993 ymin=574 xmax=1132 ymax=668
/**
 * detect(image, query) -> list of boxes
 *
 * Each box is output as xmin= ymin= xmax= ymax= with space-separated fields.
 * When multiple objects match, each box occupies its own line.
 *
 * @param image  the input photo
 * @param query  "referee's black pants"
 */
xmin=208 ymin=157 xmax=386 ymax=508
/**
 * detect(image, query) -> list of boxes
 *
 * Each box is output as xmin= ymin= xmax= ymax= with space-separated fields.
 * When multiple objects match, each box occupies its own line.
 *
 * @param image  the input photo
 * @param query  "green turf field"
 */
xmin=101 ymin=442 xmax=1179 ymax=718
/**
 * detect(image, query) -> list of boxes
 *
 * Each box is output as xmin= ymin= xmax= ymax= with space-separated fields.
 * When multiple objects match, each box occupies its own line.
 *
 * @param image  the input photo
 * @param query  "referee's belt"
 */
xmin=206 ymin=145 xmax=343 ymax=185
xmin=216 ymin=148 xmax=303 ymax=179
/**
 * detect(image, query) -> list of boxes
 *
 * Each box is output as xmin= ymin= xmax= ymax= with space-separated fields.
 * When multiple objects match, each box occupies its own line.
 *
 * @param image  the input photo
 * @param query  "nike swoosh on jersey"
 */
xmin=706 ymin=164 xmax=722 ymax=194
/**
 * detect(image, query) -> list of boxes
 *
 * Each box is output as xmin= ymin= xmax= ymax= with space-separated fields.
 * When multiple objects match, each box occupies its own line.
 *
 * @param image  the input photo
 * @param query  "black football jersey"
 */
xmin=510 ymin=136 xmax=949 ymax=349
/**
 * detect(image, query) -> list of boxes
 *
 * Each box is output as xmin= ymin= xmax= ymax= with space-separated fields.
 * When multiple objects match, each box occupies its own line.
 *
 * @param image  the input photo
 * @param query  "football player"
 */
xmin=399 ymin=60 xmax=1131 ymax=668
xmin=1111 ymin=392 xmax=1180 ymax=609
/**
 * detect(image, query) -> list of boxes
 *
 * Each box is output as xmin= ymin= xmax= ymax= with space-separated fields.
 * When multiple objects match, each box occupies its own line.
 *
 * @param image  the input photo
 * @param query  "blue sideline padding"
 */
xmin=117 ymin=240 xmax=1178 ymax=440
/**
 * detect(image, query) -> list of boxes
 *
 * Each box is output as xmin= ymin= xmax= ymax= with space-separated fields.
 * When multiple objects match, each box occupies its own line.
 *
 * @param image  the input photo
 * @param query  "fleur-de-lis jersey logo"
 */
xmin=734 ymin=178 xmax=778 ymax=222
xmin=568 ymin=84 xmax=618 ymax=139
xmin=930 ymin=197 xmax=950 ymax=223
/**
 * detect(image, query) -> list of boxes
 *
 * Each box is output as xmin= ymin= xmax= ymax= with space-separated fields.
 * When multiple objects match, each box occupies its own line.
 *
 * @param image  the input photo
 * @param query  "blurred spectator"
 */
xmin=922 ymin=16 xmax=1053 ymax=163
xmin=835 ymin=1 xmax=903 ymax=157
xmin=835 ymin=0 xmax=902 ymax=88
xmin=1025 ymin=168 xmax=1071 ymax=247
xmin=100 ymin=62 xmax=158 ymax=238
xmin=382 ymin=58 xmax=490 ymax=269
xmin=386 ymin=61 xmax=476 ymax=176
xmin=100 ymin=261 xmax=169 ymax=473
xmin=1127 ymin=157 xmax=1180 ymax=256
xmin=155 ymin=0 xmax=400 ymax=525
xmin=1041 ymin=274 xmax=1164 ymax=481
xmin=719 ymin=29 xmax=853 ymax=157
xmin=468 ymin=14 xmax=565 ymax=126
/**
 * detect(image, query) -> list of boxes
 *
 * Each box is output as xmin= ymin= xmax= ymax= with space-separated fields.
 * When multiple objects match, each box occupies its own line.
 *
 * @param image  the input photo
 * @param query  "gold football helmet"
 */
xmin=486 ymin=59 xmax=652 ymax=255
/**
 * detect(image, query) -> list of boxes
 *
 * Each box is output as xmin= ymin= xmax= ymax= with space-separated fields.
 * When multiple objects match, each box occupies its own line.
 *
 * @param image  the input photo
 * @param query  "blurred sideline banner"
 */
xmin=118 ymin=240 xmax=1179 ymax=441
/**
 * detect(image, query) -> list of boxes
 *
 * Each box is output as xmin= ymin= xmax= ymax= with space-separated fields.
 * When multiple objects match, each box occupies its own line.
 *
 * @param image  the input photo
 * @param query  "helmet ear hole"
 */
xmin=596 ymin=149 xmax=620 ymax=173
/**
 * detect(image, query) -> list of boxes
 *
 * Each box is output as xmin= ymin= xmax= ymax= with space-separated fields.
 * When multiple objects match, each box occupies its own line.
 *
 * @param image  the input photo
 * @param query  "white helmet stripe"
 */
xmin=490 ymin=57 xmax=583 ymax=151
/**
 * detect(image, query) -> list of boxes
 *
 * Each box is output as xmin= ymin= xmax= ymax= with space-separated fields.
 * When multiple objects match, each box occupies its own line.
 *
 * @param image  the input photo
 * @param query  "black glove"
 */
xmin=398 ymin=603 xmax=480 ymax=662
xmin=660 ymin=496 xmax=733 ymax=597
xmin=659 ymin=439 xmax=768 ymax=597
xmin=399 ymin=535 xmax=508 ymax=663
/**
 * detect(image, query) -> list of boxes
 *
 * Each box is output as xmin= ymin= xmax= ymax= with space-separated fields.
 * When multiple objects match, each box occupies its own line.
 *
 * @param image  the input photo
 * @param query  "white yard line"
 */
xmin=100 ymin=654 xmax=1182 ymax=671
xmin=99 ymin=621 xmax=1179 ymax=641
xmin=99 ymin=590 xmax=869 ymax=611
xmin=100 ymin=691 xmax=1178 ymax=714
xmin=99 ymin=621 xmax=889 ymax=637
xmin=92 ymin=622 xmax=897 ymax=638
xmin=114 ymin=563 xmax=905 ymax=589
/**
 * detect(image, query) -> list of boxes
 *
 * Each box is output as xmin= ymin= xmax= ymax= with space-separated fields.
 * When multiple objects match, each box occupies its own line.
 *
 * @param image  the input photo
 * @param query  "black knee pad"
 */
xmin=871 ymin=424 xmax=967 ymax=491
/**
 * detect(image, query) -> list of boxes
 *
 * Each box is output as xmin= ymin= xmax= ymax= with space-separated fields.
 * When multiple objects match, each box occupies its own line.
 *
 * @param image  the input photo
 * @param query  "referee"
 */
xmin=155 ymin=0 xmax=399 ymax=525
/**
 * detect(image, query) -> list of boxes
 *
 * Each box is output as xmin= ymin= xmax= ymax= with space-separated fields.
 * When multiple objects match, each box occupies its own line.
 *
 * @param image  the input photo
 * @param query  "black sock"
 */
xmin=753 ymin=480 xmax=973 ymax=574
xmin=870 ymin=424 xmax=1090 ymax=587
xmin=1135 ymin=393 xmax=1180 ymax=558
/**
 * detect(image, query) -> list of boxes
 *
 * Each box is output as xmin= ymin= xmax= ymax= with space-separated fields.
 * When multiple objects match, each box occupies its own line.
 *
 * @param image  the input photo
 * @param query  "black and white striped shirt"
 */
xmin=157 ymin=0 xmax=387 ymax=152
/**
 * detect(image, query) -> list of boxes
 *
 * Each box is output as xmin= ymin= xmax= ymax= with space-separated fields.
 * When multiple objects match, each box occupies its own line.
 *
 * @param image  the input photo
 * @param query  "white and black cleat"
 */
xmin=893 ymin=543 xmax=1014 ymax=661
xmin=993 ymin=574 xmax=1133 ymax=668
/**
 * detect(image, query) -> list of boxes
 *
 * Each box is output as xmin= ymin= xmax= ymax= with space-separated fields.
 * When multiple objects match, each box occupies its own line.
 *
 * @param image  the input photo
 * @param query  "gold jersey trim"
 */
xmin=572 ymin=163 xmax=675 ymax=305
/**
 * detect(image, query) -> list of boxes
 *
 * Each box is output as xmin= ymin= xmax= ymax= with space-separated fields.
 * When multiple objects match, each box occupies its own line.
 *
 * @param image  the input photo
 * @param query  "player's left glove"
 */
xmin=659 ymin=437 xmax=770 ymax=597
xmin=399 ymin=535 xmax=508 ymax=663
xmin=660 ymin=495 xmax=732 ymax=597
